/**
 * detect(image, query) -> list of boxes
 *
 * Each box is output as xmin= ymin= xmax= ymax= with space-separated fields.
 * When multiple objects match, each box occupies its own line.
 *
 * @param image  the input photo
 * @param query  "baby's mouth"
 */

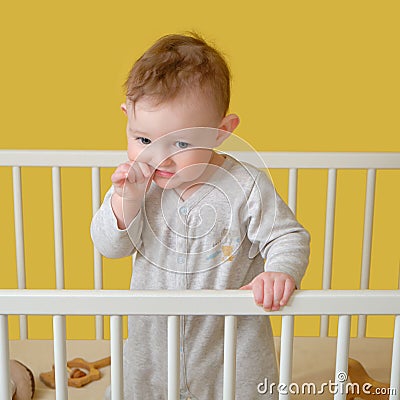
xmin=154 ymin=169 xmax=175 ymax=178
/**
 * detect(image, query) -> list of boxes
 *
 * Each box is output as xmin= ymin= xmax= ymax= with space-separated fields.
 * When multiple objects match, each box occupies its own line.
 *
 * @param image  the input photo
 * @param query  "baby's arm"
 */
xmin=111 ymin=161 xmax=153 ymax=229
xmin=240 ymin=170 xmax=310 ymax=310
xmin=90 ymin=161 xmax=153 ymax=258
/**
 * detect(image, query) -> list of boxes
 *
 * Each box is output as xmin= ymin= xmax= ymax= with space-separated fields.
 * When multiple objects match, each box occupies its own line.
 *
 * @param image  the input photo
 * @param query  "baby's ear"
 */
xmin=218 ymin=114 xmax=240 ymax=133
xmin=215 ymin=114 xmax=240 ymax=146
xmin=120 ymin=103 xmax=128 ymax=115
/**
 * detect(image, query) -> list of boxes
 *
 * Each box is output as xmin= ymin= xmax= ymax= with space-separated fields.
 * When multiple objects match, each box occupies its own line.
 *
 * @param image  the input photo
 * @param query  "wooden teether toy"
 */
xmin=40 ymin=356 xmax=111 ymax=389
xmin=346 ymin=357 xmax=391 ymax=400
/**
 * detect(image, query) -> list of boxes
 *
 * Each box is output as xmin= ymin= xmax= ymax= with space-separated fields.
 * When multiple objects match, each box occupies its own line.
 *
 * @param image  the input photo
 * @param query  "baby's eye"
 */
xmin=175 ymin=141 xmax=190 ymax=149
xmin=137 ymin=137 xmax=151 ymax=145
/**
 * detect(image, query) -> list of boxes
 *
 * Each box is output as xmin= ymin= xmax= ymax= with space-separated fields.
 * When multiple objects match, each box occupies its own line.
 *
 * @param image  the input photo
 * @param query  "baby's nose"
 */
xmin=157 ymin=157 xmax=173 ymax=168
xmin=149 ymin=147 xmax=175 ymax=169
xmin=136 ymin=138 xmax=176 ymax=168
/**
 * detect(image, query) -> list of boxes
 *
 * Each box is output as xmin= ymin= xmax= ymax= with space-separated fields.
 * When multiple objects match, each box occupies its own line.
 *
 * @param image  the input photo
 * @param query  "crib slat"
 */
xmin=110 ymin=316 xmax=124 ymax=400
xmin=279 ymin=315 xmax=294 ymax=400
xmin=321 ymin=168 xmax=337 ymax=337
xmin=12 ymin=167 xmax=28 ymax=339
xmin=168 ymin=316 xmax=180 ymax=400
xmin=18 ymin=315 xmax=27 ymax=341
xmin=92 ymin=167 xmax=104 ymax=339
xmin=358 ymin=168 xmax=376 ymax=338
xmin=389 ymin=315 xmax=400 ymax=400
xmin=52 ymin=167 xmax=64 ymax=289
xmin=53 ymin=315 xmax=68 ymax=400
xmin=0 ymin=316 xmax=11 ymax=400
xmin=12 ymin=167 xmax=25 ymax=290
xmin=223 ymin=315 xmax=237 ymax=400
xmin=334 ymin=315 xmax=351 ymax=400
xmin=92 ymin=167 xmax=102 ymax=290
xmin=288 ymin=168 xmax=298 ymax=215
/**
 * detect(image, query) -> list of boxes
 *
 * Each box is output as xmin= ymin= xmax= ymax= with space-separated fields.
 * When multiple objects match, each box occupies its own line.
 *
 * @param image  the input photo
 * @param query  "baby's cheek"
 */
xmin=179 ymin=163 xmax=208 ymax=181
xmin=127 ymin=145 xmax=138 ymax=162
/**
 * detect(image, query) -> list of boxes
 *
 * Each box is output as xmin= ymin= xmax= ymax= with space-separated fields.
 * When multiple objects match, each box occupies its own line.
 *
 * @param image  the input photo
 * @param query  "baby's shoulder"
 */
xmin=226 ymin=156 xmax=269 ymax=184
xmin=224 ymin=156 xmax=276 ymax=200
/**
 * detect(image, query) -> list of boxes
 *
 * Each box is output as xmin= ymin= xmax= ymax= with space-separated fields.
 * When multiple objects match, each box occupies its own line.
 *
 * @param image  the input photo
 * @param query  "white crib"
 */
xmin=0 ymin=150 xmax=399 ymax=400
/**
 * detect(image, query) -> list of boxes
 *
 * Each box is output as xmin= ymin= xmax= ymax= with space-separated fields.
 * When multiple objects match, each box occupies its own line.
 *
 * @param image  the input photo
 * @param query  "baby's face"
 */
xmin=123 ymin=93 xmax=229 ymax=191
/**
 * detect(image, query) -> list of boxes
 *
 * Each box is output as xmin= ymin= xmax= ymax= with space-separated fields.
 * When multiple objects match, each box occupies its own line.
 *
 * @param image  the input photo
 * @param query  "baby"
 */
xmin=91 ymin=32 xmax=310 ymax=400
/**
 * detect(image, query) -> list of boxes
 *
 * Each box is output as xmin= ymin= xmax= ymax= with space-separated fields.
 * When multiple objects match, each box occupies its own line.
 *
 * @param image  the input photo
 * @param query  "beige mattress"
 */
xmin=9 ymin=337 xmax=393 ymax=399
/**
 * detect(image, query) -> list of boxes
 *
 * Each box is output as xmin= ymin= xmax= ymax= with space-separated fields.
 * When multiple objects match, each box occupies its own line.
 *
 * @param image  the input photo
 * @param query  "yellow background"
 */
xmin=0 ymin=1 xmax=399 ymax=339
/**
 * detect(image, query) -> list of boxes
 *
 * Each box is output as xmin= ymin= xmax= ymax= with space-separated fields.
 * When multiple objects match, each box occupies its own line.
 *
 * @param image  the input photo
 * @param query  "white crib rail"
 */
xmin=1 ymin=289 xmax=399 ymax=316
xmin=358 ymin=168 xmax=377 ymax=337
xmin=334 ymin=315 xmax=351 ymax=400
xmin=0 ymin=290 xmax=399 ymax=400
xmin=223 ymin=315 xmax=238 ymax=399
xmin=11 ymin=167 xmax=27 ymax=339
xmin=391 ymin=316 xmax=400 ymax=400
xmin=91 ymin=166 xmax=104 ymax=339
xmin=168 ymin=316 xmax=181 ymax=400
xmin=0 ymin=316 xmax=11 ymax=400
xmin=110 ymin=316 xmax=124 ymax=400
xmin=1 ymin=150 xmax=400 ymax=168
xmin=320 ymin=168 xmax=337 ymax=336
xmin=53 ymin=315 xmax=68 ymax=400
xmin=279 ymin=315 xmax=294 ymax=400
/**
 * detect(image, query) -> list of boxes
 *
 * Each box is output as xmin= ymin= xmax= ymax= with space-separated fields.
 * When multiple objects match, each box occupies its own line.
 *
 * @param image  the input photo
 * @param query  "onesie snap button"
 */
xmin=179 ymin=206 xmax=188 ymax=215
xmin=177 ymin=256 xmax=185 ymax=264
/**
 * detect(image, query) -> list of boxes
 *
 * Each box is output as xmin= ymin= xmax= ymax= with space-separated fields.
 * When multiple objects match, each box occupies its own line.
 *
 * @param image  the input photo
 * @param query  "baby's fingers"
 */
xmin=111 ymin=169 xmax=129 ymax=185
xmin=248 ymin=278 xmax=273 ymax=310
xmin=127 ymin=162 xmax=153 ymax=184
xmin=271 ymin=279 xmax=285 ymax=311
xmin=262 ymin=278 xmax=274 ymax=311
xmin=137 ymin=162 xmax=154 ymax=178
xmin=239 ymin=283 xmax=252 ymax=290
xmin=279 ymin=278 xmax=295 ymax=307
xmin=112 ymin=163 xmax=130 ymax=179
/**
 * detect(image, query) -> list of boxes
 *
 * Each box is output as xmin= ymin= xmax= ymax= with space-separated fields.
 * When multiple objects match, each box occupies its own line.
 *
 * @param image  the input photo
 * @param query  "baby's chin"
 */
xmin=152 ymin=174 xmax=198 ymax=191
xmin=152 ymin=175 xmax=179 ymax=190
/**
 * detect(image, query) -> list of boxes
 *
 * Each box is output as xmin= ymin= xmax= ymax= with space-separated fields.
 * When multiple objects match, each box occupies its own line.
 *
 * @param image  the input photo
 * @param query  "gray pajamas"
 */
xmin=91 ymin=156 xmax=310 ymax=400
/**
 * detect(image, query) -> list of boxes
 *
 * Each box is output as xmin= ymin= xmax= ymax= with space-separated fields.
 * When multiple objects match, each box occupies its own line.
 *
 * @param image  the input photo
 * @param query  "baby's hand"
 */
xmin=111 ymin=161 xmax=154 ymax=202
xmin=239 ymin=272 xmax=295 ymax=311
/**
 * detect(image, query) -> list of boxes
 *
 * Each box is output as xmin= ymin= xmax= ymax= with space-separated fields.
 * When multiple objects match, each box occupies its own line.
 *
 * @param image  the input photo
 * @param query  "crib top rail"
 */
xmin=0 ymin=150 xmax=399 ymax=168
xmin=0 ymin=289 xmax=399 ymax=316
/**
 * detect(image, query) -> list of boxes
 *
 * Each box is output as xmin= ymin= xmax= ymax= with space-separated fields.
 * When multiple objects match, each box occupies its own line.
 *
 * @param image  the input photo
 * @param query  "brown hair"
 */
xmin=123 ymin=32 xmax=231 ymax=118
